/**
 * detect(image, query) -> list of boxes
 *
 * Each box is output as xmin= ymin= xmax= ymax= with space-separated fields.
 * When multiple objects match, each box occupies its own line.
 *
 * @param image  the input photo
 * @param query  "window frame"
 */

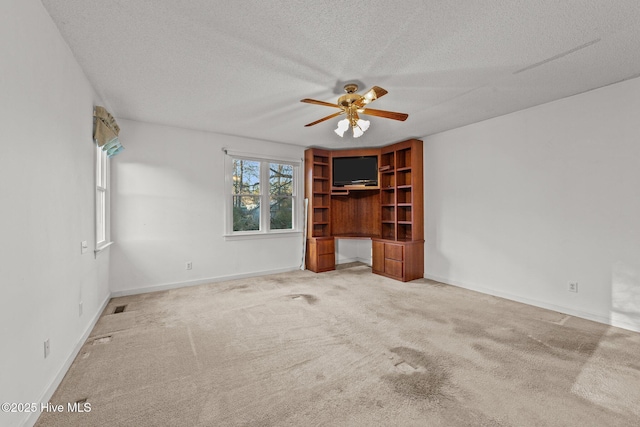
xmin=225 ymin=151 xmax=302 ymax=239
xmin=95 ymin=144 xmax=112 ymax=253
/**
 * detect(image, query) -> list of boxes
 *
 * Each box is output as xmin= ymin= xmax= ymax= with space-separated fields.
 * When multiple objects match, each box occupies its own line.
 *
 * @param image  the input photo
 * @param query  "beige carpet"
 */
xmin=37 ymin=264 xmax=640 ymax=426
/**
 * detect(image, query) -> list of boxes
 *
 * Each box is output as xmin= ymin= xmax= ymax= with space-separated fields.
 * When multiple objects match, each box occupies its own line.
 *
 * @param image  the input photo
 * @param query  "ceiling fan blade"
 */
xmin=360 ymin=108 xmax=408 ymax=121
xmin=300 ymin=98 xmax=342 ymax=109
xmin=354 ymin=86 xmax=388 ymax=107
xmin=304 ymin=111 xmax=344 ymax=127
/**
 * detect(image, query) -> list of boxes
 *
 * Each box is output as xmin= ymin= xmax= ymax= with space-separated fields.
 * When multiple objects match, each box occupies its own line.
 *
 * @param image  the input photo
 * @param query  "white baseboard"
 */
xmin=24 ymin=294 xmax=110 ymax=427
xmin=110 ymin=266 xmax=302 ymax=298
xmin=424 ymin=273 xmax=640 ymax=334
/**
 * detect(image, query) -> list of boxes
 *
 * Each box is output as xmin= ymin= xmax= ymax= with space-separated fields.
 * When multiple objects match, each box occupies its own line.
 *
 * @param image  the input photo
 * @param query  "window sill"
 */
xmin=95 ymin=241 xmax=114 ymax=255
xmin=224 ymin=230 xmax=302 ymax=241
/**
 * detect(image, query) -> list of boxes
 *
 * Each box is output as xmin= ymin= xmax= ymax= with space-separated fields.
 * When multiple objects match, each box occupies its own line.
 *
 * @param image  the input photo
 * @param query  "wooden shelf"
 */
xmin=372 ymin=140 xmax=423 ymax=281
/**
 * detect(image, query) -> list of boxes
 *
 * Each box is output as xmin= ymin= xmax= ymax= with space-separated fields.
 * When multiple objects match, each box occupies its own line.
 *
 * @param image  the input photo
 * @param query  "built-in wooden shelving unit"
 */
xmin=304 ymin=139 xmax=423 ymax=281
xmin=305 ymin=149 xmax=334 ymax=272
xmin=372 ymin=139 xmax=424 ymax=281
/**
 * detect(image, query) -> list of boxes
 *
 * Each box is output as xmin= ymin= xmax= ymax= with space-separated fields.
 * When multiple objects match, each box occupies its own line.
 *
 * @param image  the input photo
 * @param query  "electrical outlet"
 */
xmin=79 ymin=301 xmax=83 ymax=317
xmin=186 ymin=261 xmax=192 ymax=270
xmin=44 ymin=339 xmax=50 ymax=358
xmin=568 ymin=282 xmax=578 ymax=293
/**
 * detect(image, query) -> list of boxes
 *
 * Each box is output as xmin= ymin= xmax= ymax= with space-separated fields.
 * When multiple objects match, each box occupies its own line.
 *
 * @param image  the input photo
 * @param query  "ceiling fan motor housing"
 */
xmin=337 ymin=83 xmax=362 ymax=107
xmin=338 ymin=93 xmax=362 ymax=108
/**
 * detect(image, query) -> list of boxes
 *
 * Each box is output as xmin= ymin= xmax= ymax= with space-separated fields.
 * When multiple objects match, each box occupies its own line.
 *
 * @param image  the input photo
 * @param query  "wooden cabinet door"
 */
xmin=373 ymin=240 xmax=404 ymax=279
xmin=384 ymin=259 xmax=404 ymax=278
xmin=306 ymin=238 xmax=335 ymax=272
xmin=317 ymin=238 xmax=334 ymax=255
xmin=384 ymin=243 xmax=403 ymax=261
xmin=372 ymin=240 xmax=385 ymax=273
xmin=318 ymin=254 xmax=335 ymax=270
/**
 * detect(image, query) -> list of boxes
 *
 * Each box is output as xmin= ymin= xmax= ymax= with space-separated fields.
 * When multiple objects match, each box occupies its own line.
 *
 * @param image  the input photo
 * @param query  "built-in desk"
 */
xmin=304 ymin=139 xmax=424 ymax=282
xmin=306 ymin=235 xmax=374 ymax=273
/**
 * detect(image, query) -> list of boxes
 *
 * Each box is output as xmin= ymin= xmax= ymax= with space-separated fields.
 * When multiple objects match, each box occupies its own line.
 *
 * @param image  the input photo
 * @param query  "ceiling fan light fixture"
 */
xmin=357 ymin=119 xmax=370 ymax=132
xmin=352 ymin=118 xmax=369 ymax=138
xmin=335 ymin=118 xmax=349 ymax=137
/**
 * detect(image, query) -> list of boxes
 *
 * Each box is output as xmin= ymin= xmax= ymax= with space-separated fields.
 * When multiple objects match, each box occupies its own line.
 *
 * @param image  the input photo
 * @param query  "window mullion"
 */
xmin=262 ymin=160 xmax=269 ymax=232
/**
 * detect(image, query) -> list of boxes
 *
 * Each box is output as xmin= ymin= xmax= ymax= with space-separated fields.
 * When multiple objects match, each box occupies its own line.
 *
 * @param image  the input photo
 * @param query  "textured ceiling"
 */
xmin=41 ymin=0 xmax=640 ymax=149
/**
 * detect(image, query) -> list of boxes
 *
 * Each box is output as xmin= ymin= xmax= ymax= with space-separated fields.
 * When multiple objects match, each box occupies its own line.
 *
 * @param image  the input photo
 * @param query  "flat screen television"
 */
xmin=332 ymin=156 xmax=378 ymax=187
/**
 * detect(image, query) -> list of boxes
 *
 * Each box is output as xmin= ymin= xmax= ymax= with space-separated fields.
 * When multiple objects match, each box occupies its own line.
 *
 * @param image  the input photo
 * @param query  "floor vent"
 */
xmin=113 ymin=305 xmax=127 ymax=314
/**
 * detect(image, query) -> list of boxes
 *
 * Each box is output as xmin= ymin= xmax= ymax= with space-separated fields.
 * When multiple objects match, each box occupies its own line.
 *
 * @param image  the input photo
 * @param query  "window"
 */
xmin=227 ymin=154 xmax=300 ymax=236
xmin=232 ymin=159 xmax=261 ymax=231
xmin=95 ymin=144 xmax=111 ymax=251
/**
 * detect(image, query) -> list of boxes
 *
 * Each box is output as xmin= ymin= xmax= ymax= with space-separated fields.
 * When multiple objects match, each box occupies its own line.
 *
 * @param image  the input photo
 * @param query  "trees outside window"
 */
xmin=269 ymin=163 xmax=293 ymax=230
xmin=231 ymin=158 xmax=296 ymax=233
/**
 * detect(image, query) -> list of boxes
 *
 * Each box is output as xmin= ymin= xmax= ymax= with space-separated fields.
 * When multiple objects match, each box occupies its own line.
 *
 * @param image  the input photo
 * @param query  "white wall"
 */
xmin=109 ymin=120 xmax=306 ymax=295
xmin=424 ymin=76 xmax=640 ymax=332
xmin=0 ymin=1 xmax=111 ymax=426
xmin=335 ymin=239 xmax=372 ymax=266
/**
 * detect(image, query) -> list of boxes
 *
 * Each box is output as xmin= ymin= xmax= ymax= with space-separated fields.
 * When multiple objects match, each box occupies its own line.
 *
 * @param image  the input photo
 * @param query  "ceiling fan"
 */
xmin=301 ymin=84 xmax=408 ymax=138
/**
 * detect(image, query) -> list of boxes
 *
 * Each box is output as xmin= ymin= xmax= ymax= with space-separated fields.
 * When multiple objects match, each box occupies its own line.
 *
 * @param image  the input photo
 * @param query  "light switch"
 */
xmin=81 ymin=241 xmax=88 ymax=254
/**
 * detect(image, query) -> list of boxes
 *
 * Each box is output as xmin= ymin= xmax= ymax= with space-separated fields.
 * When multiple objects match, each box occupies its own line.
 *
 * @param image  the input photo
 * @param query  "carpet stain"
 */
xmin=384 ymin=347 xmax=451 ymax=401
xmin=92 ymin=335 xmax=112 ymax=345
xmin=288 ymin=294 xmax=319 ymax=305
xmin=387 ymin=300 xmax=449 ymax=324
xmin=325 ymin=284 xmax=346 ymax=297
xmin=348 ymin=268 xmax=371 ymax=276
xmin=453 ymin=317 xmax=600 ymax=360
xmin=229 ymin=284 xmax=249 ymax=291
xmin=269 ymin=276 xmax=301 ymax=286
xmin=390 ymin=347 xmax=446 ymax=369
xmin=426 ymin=281 xmax=447 ymax=288
xmin=386 ymin=371 xmax=449 ymax=401
xmin=452 ymin=318 xmax=488 ymax=337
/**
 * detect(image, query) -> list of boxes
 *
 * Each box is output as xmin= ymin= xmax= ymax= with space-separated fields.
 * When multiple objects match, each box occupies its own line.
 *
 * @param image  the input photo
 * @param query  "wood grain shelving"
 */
xmin=304 ymin=140 xmax=423 ymax=280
